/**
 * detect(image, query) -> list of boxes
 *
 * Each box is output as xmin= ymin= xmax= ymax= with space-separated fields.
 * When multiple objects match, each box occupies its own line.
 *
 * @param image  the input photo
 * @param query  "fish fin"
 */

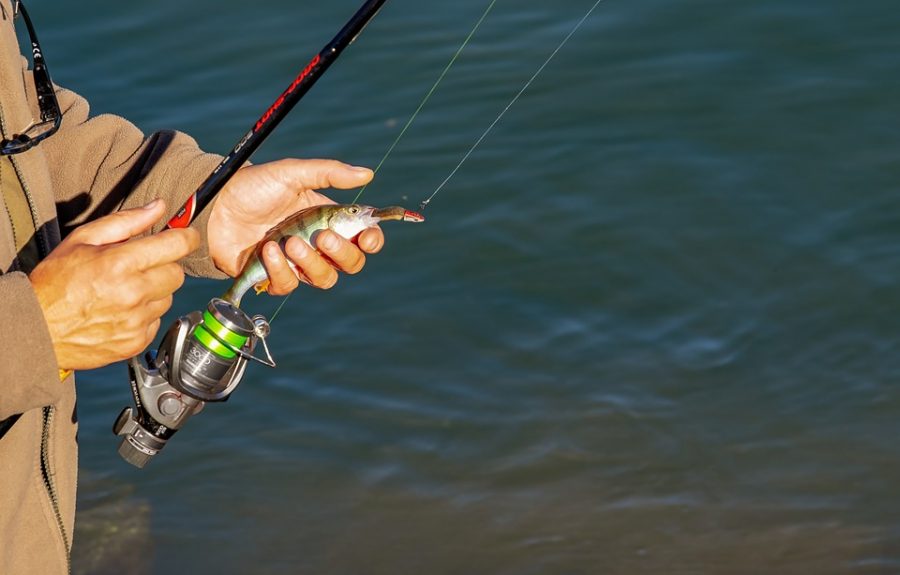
xmin=254 ymin=279 xmax=271 ymax=295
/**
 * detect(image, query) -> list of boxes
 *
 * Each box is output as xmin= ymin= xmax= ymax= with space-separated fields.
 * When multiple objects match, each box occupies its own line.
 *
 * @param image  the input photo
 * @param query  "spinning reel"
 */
xmin=113 ymin=298 xmax=275 ymax=468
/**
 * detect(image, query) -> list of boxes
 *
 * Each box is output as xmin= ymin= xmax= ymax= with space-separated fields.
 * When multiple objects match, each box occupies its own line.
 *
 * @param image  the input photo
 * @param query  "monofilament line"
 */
xmin=269 ymin=292 xmax=292 ymax=324
xmin=275 ymin=3 xmax=498 ymax=324
xmin=419 ymin=0 xmax=605 ymax=211
xmin=353 ymin=0 xmax=498 ymax=204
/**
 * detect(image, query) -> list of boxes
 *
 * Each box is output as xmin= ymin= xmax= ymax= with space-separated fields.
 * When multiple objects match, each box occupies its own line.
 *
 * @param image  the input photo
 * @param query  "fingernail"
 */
xmin=143 ymin=199 xmax=162 ymax=210
xmin=286 ymin=237 xmax=310 ymax=259
xmin=266 ymin=243 xmax=281 ymax=259
xmin=320 ymin=232 xmax=340 ymax=251
xmin=350 ymin=165 xmax=373 ymax=174
xmin=363 ymin=236 xmax=380 ymax=252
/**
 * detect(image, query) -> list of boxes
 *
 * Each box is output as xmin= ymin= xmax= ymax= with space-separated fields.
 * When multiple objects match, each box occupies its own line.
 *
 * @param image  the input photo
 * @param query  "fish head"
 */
xmin=328 ymin=204 xmax=383 ymax=239
xmin=328 ymin=204 xmax=425 ymax=238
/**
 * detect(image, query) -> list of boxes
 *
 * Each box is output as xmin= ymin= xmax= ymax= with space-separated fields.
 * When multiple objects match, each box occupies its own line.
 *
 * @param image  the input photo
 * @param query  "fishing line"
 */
xmin=271 ymin=1 xmax=499 ymax=325
xmin=168 ymin=0 xmax=388 ymax=229
xmin=275 ymin=0 xmax=603 ymax=324
xmin=353 ymin=0 xmax=498 ymax=204
xmin=419 ymin=0 xmax=605 ymax=211
xmin=269 ymin=292 xmax=292 ymax=323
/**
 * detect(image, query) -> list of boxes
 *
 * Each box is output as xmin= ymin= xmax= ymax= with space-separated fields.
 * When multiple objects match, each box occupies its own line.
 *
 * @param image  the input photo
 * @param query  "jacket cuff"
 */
xmin=140 ymin=136 xmax=230 ymax=280
xmin=169 ymin=191 xmax=229 ymax=280
xmin=0 ymin=272 xmax=64 ymax=420
xmin=111 ymin=130 xmax=230 ymax=280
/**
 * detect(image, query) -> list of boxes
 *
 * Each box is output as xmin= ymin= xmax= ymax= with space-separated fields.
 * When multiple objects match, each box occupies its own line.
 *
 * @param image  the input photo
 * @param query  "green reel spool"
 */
xmin=193 ymin=308 xmax=251 ymax=359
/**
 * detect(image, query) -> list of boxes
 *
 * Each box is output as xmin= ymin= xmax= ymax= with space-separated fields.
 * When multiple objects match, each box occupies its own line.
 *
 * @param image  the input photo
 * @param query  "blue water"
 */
xmin=30 ymin=0 xmax=900 ymax=572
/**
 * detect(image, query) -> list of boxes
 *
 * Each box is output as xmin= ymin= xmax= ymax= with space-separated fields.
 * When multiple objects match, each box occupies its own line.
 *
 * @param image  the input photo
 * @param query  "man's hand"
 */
xmin=207 ymin=159 xmax=384 ymax=295
xmin=30 ymin=200 xmax=198 ymax=371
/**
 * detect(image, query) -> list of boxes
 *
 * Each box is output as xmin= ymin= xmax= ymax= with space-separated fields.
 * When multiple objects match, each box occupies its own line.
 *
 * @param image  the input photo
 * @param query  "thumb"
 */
xmin=272 ymin=158 xmax=374 ymax=191
xmin=71 ymin=199 xmax=167 ymax=246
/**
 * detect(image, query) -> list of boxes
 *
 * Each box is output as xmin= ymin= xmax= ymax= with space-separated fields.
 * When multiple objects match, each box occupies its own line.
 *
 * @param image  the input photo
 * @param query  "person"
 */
xmin=0 ymin=1 xmax=385 ymax=572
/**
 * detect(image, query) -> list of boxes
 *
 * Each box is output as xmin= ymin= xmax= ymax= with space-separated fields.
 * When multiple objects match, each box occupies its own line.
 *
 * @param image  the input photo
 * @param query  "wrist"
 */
xmin=186 ymin=196 xmax=231 ymax=280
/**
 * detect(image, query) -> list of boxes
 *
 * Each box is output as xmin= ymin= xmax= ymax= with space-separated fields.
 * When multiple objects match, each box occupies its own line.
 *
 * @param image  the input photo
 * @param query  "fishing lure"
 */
xmin=222 ymin=204 xmax=424 ymax=307
xmin=113 ymin=0 xmax=604 ymax=468
xmin=223 ymin=0 xmax=603 ymax=313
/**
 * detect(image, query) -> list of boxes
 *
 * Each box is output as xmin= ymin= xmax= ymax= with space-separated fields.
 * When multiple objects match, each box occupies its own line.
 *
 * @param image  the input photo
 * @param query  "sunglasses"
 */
xmin=0 ymin=0 xmax=61 ymax=155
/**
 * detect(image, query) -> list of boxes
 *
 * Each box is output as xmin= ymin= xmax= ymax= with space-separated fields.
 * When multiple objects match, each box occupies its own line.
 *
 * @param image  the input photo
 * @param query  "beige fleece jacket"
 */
xmin=0 ymin=1 xmax=229 ymax=572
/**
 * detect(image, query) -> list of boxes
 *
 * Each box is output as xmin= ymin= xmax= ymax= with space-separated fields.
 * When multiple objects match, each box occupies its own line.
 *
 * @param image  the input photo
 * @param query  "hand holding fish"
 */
xmin=207 ymin=159 xmax=383 ymax=295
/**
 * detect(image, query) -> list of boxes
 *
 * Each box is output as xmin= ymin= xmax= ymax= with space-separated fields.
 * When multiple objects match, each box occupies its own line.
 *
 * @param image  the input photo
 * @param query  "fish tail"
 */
xmin=222 ymin=273 xmax=256 ymax=307
xmin=221 ymin=284 xmax=244 ymax=307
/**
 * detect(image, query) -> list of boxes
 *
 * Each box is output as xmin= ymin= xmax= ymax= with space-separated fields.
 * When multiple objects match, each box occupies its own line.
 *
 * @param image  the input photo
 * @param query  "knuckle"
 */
xmin=180 ymin=228 xmax=201 ymax=251
xmin=120 ymin=331 xmax=147 ymax=358
xmin=124 ymin=313 xmax=148 ymax=334
xmin=316 ymin=270 xmax=338 ymax=290
xmin=66 ymin=226 xmax=87 ymax=244
xmin=126 ymin=338 xmax=148 ymax=358
xmin=140 ymin=320 xmax=161 ymax=350
xmin=346 ymin=253 xmax=366 ymax=275
xmin=165 ymin=229 xmax=198 ymax=257
xmin=315 ymin=160 xmax=342 ymax=189
xmin=157 ymin=295 xmax=174 ymax=315
xmin=103 ymin=250 xmax=134 ymax=277
xmin=269 ymin=272 xmax=299 ymax=296
xmin=166 ymin=263 xmax=186 ymax=290
xmin=120 ymin=288 xmax=144 ymax=309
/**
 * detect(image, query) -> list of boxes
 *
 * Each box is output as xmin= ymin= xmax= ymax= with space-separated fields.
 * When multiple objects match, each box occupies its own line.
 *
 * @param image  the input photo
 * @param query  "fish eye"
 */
xmin=348 ymin=206 xmax=360 ymax=215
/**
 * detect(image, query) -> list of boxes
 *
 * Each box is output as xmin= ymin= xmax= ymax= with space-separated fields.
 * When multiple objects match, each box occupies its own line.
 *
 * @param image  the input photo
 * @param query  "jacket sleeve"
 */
xmin=0 ymin=272 xmax=63 ymax=420
xmin=38 ymin=81 xmax=229 ymax=279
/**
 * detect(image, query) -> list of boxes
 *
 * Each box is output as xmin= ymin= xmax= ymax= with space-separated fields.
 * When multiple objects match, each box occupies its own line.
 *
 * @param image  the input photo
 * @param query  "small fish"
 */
xmin=222 ymin=204 xmax=424 ymax=306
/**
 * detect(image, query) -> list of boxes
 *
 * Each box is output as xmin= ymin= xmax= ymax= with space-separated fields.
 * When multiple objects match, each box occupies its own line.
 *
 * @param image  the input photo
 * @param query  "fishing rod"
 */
xmin=114 ymin=0 xmax=604 ymax=469
xmin=114 ymin=0 xmax=390 ymax=468
xmin=167 ymin=0 xmax=388 ymax=228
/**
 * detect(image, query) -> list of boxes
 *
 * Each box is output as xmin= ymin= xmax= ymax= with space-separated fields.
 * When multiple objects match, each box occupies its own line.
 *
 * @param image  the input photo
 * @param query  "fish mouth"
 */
xmin=372 ymin=206 xmax=425 ymax=222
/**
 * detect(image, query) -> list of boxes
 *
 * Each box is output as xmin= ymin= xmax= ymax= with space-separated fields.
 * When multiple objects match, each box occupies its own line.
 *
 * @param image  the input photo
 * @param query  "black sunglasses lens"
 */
xmin=1 ymin=0 xmax=60 ymax=156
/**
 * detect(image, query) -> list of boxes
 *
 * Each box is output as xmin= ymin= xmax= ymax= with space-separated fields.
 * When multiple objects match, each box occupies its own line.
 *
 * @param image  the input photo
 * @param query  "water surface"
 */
xmin=30 ymin=0 xmax=900 ymax=572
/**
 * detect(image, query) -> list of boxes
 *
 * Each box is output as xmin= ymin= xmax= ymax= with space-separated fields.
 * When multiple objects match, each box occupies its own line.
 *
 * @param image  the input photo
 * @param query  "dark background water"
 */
xmin=29 ymin=0 xmax=900 ymax=572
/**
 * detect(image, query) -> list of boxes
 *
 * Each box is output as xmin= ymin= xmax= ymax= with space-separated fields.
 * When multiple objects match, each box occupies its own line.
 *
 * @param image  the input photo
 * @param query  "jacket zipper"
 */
xmin=2 ymin=17 xmax=69 ymax=573
xmin=8 ymin=154 xmax=48 ymax=257
xmin=41 ymin=406 xmax=72 ymax=574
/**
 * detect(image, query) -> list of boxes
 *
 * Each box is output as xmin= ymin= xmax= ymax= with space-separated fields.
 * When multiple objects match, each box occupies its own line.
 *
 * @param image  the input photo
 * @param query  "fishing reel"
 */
xmin=113 ymin=298 xmax=275 ymax=468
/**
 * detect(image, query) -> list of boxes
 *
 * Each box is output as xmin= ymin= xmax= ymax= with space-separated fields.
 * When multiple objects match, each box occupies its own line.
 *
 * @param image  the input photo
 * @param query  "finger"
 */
xmin=270 ymin=158 xmax=374 ymax=191
xmin=122 ymin=317 xmax=162 ymax=359
xmin=70 ymin=199 xmax=166 ymax=246
xmin=123 ymin=296 xmax=170 ymax=340
xmin=145 ymin=296 xmax=174 ymax=320
xmin=140 ymin=263 xmax=186 ymax=301
xmin=357 ymin=227 xmax=385 ymax=254
xmin=128 ymin=296 xmax=173 ymax=328
xmin=315 ymin=230 xmax=366 ymax=275
xmin=260 ymin=241 xmax=302 ymax=295
xmin=141 ymin=318 xmax=163 ymax=352
xmin=283 ymin=236 xmax=339 ymax=288
xmin=118 ymin=227 xmax=200 ymax=271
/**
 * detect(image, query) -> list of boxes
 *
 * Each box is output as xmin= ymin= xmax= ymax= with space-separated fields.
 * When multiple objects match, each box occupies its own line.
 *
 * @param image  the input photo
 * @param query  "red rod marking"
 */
xmin=254 ymin=54 xmax=322 ymax=132
xmin=167 ymin=193 xmax=196 ymax=229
